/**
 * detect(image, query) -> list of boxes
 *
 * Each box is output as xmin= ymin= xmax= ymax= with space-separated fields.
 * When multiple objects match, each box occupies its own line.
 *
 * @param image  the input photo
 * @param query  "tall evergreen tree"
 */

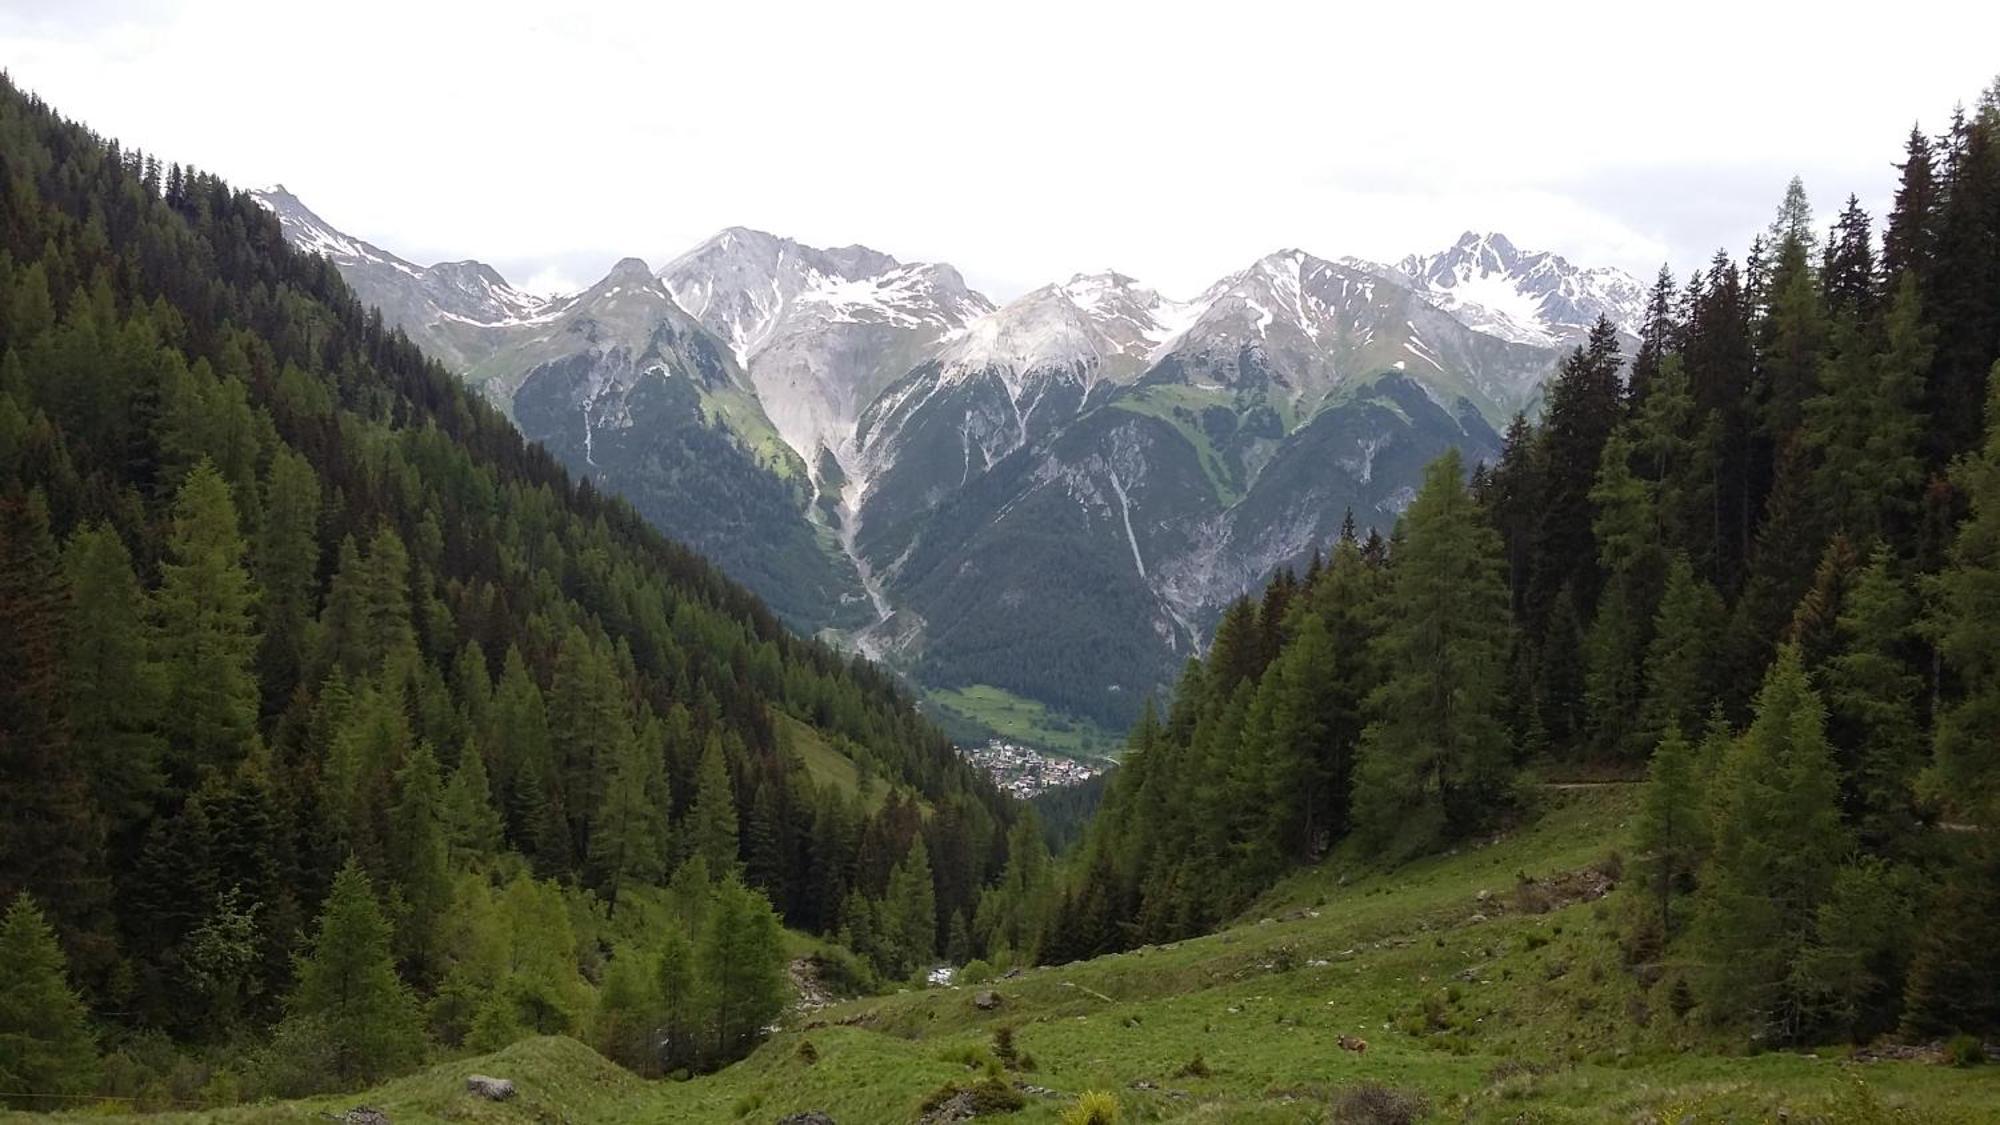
xmin=1629 ymin=265 xmax=1678 ymax=405
xmin=283 ymin=859 xmax=424 ymax=1087
xmin=1923 ymin=366 xmax=2000 ymax=813
xmin=1882 ymin=124 xmax=1938 ymax=285
xmin=153 ymin=459 xmax=261 ymax=781
xmin=388 ymin=743 xmax=451 ymax=982
xmin=686 ymin=737 xmax=739 ymax=876
xmin=61 ymin=523 xmax=163 ymax=833
xmin=1805 ymin=274 xmax=1930 ymax=543
xmin=1528 ymin=318 xmax=1625 ymax=625
xmin=253 ymin=447 xmax=321 ymax=714
xmin=548 ymin=626 xmax=630 ymax=857
xmin=0 ymin=493 xmax=109 ymax=974
xmin=1631 ymin=724 xmax=1705 ymax=940
xmin=1821 ymin=546 xmax=1924 ymax=850
xmin=1352 ymin=451 xmax=1513 ymax=854
xmin=881 ymin=836 xmax=938 ymax=978
xmin=440 ymin=742 xmax=504 ymax=866
xmin=0 ymin=894 xmax=98 ymax=1107
xmin=697 ymin=881 xmax=787 ymax=1063
xmin=1689 ymin=646 xmax=1850 ymax=1040
xmin=588 ymin=729 xmax=669 ymax=916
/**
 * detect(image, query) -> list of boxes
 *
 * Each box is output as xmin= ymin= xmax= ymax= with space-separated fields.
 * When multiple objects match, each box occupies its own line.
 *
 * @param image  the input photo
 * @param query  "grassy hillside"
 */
xmin=42 ymin=790 xmax=1998 ymax=1123
xmin=924 ymin=685 xmax=1125 ymax=762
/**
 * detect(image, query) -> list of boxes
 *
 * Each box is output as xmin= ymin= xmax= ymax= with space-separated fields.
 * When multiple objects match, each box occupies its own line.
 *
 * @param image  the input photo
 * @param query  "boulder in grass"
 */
xmin=973 ymin=990 xmax=1003 ymax=1010
xmin=777 ymin=1114 xmax=837 ymax=1125
xmin=465 ymin=1075 xmax=515 ymax=1101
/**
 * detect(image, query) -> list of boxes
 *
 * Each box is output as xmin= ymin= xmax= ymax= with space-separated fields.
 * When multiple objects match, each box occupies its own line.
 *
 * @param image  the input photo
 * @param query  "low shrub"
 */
xmin=1943 ymin=1033 xmax=1986 ymax=1067
xmin=1061 ymin=1090 xmax=1121 ymax=1124
xmin=1330 ymin=1082 xmax=1429 ymax=1124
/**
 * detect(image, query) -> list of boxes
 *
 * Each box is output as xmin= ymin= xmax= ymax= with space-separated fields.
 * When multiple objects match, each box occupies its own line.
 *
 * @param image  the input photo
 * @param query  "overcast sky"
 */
xmin=4 ymin=0 xmax=1996 ymax=301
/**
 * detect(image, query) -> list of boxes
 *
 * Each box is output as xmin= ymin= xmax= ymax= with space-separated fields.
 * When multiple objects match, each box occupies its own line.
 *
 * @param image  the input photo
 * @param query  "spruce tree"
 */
xmin=549 ymin=626 xmax=629 ymax=857
xmin=1688 ymin=646 xmax=1850 ymax=1040
xmin=1631 ymin=725 xmax=1705 ymax=940
xmin=284 ymin=859 xmax=423 ymax=1087
xmin=1352 ymin=450 xmax=1513 ymax=854
xmin=1882 ymin=124 xmax=1938 ymax=285
xmin=1900 ymin=836 xmax=2000 ymax=1038
xmin=1629 ymin=265 xmax=1678 ymax=405
xmin=489 ymin=645 xmax=554 ymax=851
xmin=882 ymin=837 xmax=938 ymax=978
xmin=440 ymin=742 xmax=504 ymax=866
xmin=1902 ymin=369 xmax=2000 ymax=1037
xmin=656 ymin=926 xmax=701 ymax=1073
xmin=686 ymin=736 xmax=739 ymax=876
xmin=1805 ymin=274 xmax=1930 ymax=543
xmin=388 ymin=744 xmax=451 ymax=983
xmin=0 ymin=492 xmax=111 ymax=978
xmin=0 ymin=894 xmax=98 ymax=1107
xmin=1529 ymin=318 xmax=1625 ymax=625
xmin=588 ymin=729 xmax=669 ymax=916
xmin=1822 ymin=546 xmax=1924 ymax=850
xmin=1639 ymin=554 xmax=1725 ymax=748
xmin=1923 ymin=366 xmax=2000 ymax=812
xmin=61 ymin=523 xmax=163 ymax=831
xmin=253 ymin=447 xmax=320 ymax=714
xmin=153 ymin=458 xmax=261 ymax=781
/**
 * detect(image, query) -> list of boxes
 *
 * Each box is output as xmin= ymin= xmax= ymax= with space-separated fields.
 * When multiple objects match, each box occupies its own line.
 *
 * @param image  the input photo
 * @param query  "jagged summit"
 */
xmin=1345 ymin=231 xmax=1645 ymax=348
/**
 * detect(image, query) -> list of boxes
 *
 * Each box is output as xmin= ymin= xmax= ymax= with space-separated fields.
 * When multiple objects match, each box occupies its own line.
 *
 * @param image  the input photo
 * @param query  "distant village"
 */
xmin=958 ymin=738 xmax=1104 ymax=798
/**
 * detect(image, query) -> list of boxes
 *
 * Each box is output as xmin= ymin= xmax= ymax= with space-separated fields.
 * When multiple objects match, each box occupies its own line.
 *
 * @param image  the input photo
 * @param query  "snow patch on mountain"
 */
xmin=658 ymin=226 xmax=992 ymax=470
xmin=1346 ymin=231 xmax=1644 ymax=348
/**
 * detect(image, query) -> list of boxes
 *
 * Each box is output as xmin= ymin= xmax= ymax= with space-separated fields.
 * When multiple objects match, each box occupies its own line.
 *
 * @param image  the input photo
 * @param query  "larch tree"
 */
xmin=153 ymin=458 xmax=262 ymax=781
xmin=1352 ymin=450 xmax=1514 ymax=855
xmin=697 ymin=880 xmax=787 ymax=1063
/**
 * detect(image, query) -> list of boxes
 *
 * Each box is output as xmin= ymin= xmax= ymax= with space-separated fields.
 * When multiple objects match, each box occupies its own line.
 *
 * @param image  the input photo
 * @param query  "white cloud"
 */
xmin=3 ymin=0 xmax=1994 ymax=299
xmin=518 ymin=266 xmax=583 ymax=299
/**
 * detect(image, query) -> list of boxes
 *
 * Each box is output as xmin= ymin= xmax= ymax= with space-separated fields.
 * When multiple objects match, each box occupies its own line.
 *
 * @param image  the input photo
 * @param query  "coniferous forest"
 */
xmin=1048 ymin=86 xmax=2000 ymax=1048
xmin=0 ymin=75 xmax=1015 ymax=1105
xmin=3 ymin=53 xmax=2000 ymax=1120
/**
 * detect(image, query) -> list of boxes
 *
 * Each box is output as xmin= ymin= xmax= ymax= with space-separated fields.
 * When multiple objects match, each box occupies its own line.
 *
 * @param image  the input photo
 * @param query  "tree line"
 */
xmin=1034 ymin=81 xmax=2000 ymax=1046
xmin=0 ymin=75 xmax=1016 ymax=1107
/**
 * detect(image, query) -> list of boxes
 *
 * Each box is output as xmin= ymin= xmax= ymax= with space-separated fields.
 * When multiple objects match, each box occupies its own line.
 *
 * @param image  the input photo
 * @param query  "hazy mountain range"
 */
xmin=254 ymin=186 xmax=1644 ymax=734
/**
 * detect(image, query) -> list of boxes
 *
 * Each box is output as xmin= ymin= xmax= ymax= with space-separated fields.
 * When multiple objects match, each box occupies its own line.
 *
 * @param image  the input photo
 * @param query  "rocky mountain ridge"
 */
xmin=252 ymin=188 xmax=1640 ymax=731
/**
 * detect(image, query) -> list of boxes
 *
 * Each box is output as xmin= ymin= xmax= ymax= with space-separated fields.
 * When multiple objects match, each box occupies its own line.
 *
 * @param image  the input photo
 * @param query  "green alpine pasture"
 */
xmin=38 ymin=789 xmax=1996 ymax=1124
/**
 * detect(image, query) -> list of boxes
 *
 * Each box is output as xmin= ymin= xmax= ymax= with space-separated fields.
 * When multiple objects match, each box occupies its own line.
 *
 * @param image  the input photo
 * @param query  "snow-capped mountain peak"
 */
xmin=256 ymin=184 xmax=564 ymax=330
xmin=1344 ymin=232 xmax=1644 ymax=348
xmin=655 ymin=227 xmax=994 ymax=472
xmin=658 ymin=227 xmax=988 ymax=370
xmin=932 ymin=270 xmax=1195 ymax=388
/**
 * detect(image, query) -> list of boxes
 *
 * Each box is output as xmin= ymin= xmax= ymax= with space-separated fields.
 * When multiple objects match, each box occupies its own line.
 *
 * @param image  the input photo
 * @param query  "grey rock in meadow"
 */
xmin=465 ymin=1074 xmax=515 ymax=1101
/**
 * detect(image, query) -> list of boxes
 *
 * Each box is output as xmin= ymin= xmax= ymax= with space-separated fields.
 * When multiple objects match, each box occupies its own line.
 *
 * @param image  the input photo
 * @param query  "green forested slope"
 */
xmin=0 ymin=76 xmax=1010 ymax=1108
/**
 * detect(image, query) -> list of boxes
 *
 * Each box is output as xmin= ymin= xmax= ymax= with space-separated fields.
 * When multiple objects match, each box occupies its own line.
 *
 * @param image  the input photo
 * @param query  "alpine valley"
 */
xmin=255 ymin=187 xmax=1645 ymax=735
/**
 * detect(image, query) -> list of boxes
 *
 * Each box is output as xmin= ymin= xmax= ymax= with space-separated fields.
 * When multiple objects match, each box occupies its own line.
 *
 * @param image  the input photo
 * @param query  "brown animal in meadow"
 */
xmin=1337 ymin=1034 xmax=1368 ymax=1054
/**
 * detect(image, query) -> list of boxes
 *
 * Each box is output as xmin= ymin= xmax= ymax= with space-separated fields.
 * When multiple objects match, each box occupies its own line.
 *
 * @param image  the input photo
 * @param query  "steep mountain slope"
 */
xmin=858 ymin=251 xmax=1532 ymax=727
xmin=658 ymin=226 xmax=992 ymax=480
xmin=252 ymin=195 xmax=871 ymax=631
xmin=252 ymin=187 xmax=560 ymax=371
xmin=0 ymin=72 xmax=1013 ymax=1104
xmin=850 ymin=272 xmax=1195 ymax=567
